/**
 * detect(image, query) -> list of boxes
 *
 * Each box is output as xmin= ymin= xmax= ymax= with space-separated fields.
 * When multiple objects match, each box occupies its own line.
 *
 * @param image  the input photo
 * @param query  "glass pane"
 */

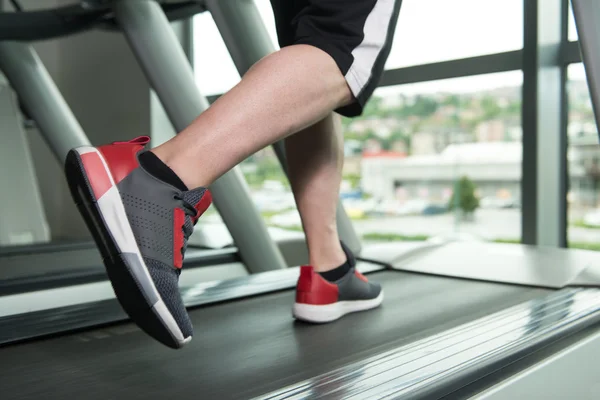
xmin=346 ymin=71 xmax=523 ymax=244
xmin=193 ymin=0 xmax=279 ymax=96
xmin=239 ymin=147 xmax=301 ymax=237
xmin=386 ymin=0 xmax=523 ymax=69
xmin=193 ymin=5 xmax=524 ymax=244
xmin=569 ymin=0 xmax=579 ymax=42
xmin=567 ymin=63 xmax=600 ymax=251
xmin=193 ymin=12 xmax=241 ymax=96
xmin=198 ymin=0 xmax=524 ymax=80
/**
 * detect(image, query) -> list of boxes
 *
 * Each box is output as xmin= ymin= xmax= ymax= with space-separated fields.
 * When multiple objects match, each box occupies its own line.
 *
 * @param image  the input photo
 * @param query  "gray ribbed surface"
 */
xmin=258 ymin=288 xmax=600 ymax=400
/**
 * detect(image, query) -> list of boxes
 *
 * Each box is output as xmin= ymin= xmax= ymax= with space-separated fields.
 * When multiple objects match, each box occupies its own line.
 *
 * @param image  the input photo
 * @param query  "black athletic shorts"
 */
xmin=270 ymin=0 xmax=402 ymax=118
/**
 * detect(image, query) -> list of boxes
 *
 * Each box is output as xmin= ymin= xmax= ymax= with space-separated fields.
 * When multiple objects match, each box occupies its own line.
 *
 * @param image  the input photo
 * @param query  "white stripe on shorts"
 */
xmin=345 ymin=0 xmax=397 ymax=97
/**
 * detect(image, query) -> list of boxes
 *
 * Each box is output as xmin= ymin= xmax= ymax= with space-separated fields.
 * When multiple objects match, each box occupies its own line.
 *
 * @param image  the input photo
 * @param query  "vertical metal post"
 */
xmin=572 ymin=0 xmax=600 ymax=136
xmin=114 ymin=0 xmax=286 ymax=273
xmin=560 ymin=0 xmax=570 ymax=247
xmin=206 ymin=0 xmax=364 ymax=254
xmin=521 ymin=0 xmax=566 ymax=247
xmin=0 ymin=42 xmax=90 ymax=162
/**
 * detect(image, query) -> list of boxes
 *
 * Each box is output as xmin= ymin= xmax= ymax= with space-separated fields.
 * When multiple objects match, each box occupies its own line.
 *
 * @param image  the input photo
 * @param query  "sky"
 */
xmin=193 ymin=0 xmax=585 ymax=97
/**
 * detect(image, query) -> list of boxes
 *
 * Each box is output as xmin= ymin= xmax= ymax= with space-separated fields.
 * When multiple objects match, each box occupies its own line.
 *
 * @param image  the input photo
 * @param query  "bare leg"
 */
xmin=285 ymin=113 xmax=346 ymax=272
xmin=152 ymin=44 xmax=352 ymax=189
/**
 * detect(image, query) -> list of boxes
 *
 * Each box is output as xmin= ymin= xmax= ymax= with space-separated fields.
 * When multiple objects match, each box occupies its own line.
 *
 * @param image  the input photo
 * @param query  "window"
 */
xmin=346 ymin=71 xmax=523 ymax=244
xmin=193 ymin=0 xmax=279 ymax=96
xmin=197 ymin=0 xmax=524 ymax=75
xmin=193 ymin=11 xmax=241 ymax=96
xmin=567 ymin=63 xmax=600 ymax=251
xmin=193 ymin=4 xmax=525 ymax=244
xmin=386 ymin=0 xmax=523 ymax=69
xmin=569 ymin=0 xmax=579 ymax=42
xmin=240 ymin=71 xmax=524 ymax=242
xmin=239 ymin=147 xmax=301 ymax=235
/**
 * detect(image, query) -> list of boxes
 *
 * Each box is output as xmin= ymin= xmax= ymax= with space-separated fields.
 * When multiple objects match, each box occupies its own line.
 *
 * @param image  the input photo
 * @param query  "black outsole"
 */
xmin=64 ymin=150 xmax=181 ymax=349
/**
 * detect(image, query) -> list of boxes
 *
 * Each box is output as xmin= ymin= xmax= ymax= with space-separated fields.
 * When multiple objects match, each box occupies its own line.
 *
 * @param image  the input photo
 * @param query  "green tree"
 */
xmin=504 ymin=99 xmax=521 ymax=116
xmin=411 ymin=95 xmax=439 ymax=117
xmin=341 ymin=117 xmax=353 ymax=130
xmin=443 ymin=94 xmax=461 ymax=108
xmin=344 ymin=173 xmax=361 ymax=189
xmin=381 ymin=129 xmax=411 ymax=152
xmin=362 ymin=96 xmax=384 ymax=118
xmin=481 ymin=95 xmax=501 ymax=119
xmin=448 ymin=176 xmax=480 ymax=215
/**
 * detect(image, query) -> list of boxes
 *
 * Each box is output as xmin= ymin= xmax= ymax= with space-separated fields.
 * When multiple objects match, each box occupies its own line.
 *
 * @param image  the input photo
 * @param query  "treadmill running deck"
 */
xmin=0 ymin=271 xmax=550 ymax=400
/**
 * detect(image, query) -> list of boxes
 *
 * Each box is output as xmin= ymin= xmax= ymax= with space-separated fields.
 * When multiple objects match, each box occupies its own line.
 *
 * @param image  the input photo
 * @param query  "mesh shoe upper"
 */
xmin=335 ymin=268 xmax=381 ymax=301
xmin=295 ymin=242 xmax=382 ymax=305
xmin=116 ymin=163 xmax=210 ymax=338
xmin=337 ymin=241 xmax=381 ymax=300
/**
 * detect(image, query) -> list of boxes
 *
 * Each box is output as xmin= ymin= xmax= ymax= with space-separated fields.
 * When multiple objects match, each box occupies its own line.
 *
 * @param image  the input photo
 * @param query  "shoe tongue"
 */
xmin=182 ymin=188 xmax=212 ymax=219
xmin=182 ymin=188 xmax=204 ymax=205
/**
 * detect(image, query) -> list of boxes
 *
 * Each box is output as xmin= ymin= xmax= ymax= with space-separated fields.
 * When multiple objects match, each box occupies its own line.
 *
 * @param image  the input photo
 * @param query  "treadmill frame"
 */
xmin=0 ymin=260 xmax=385 ymax=346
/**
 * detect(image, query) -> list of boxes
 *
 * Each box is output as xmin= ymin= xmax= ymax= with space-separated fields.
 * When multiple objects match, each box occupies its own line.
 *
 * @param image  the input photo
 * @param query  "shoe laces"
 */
xmin=173 ymin=194 xmax=199 ymax=273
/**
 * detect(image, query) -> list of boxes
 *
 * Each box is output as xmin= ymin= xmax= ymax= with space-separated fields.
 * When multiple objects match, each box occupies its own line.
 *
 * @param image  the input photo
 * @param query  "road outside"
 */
xmin=352 ymin=208 xmax=600 ymax=244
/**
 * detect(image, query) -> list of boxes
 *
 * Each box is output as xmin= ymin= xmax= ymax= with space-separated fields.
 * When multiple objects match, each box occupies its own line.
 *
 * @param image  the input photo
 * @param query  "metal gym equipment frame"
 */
xmin=0 ymin=2 xmax=289 ymax=275
xmin=572 ymin=0 xmax=600 ymax=139
xmin=113 ymin=0 xmax=288 ymax=273
xmin=0 ymin=42 xmax=90 ymax=162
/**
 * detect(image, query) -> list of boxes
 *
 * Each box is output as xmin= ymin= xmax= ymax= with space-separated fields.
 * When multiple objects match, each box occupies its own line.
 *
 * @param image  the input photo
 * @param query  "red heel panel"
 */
xmin=112 ymin=136 xmax=151 ymax=145
xmin=295 ymin=266 xmax=339 ymax=305
xmin=98 ymin=137 xmax=149 ymax=184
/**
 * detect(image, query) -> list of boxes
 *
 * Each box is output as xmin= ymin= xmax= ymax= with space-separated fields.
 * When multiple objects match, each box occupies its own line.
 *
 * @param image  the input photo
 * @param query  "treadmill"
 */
xmin=2 ymin=240 xmax=600 ymax=399
xmin=2 ymin=1 xmax=600 ymax=399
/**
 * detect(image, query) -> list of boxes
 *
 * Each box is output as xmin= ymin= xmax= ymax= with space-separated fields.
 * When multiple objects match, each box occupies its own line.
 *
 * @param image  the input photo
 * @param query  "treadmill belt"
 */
xmin=0 ymin=271 xmax=550 ymax=400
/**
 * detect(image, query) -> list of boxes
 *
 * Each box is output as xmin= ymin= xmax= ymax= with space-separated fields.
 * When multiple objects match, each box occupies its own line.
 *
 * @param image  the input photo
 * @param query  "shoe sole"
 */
xmin=292 ymin=291 xmax=384 ymax=323
xmin=64 ymin=147 xmax=190 ymax=349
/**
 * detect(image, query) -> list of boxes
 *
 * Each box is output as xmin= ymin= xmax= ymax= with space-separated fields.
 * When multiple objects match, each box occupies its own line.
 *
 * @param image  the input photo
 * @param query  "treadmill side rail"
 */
xmin=0 ymin=261 xmax=385 ymax=346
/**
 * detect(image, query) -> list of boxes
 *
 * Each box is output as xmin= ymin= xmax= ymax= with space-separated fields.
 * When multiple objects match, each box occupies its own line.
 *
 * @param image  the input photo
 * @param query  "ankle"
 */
xmin=314 ymin=244 xmax=351 ymax=282
xmin=310 ymin=245 xmax=346 ymax=273
xmin=151 ymin=146 xmax=209 ymax=190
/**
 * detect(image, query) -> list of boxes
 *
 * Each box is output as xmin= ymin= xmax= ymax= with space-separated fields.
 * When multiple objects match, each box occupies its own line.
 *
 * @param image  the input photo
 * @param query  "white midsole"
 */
xmin=293 ymin=291 xmax=384 ymax=323
xmin=76 ymin=146 xmax=187 ymax=346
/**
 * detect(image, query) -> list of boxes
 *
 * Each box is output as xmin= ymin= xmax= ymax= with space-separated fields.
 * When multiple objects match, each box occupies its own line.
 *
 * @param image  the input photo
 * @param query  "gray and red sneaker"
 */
xmin=293 ymin=243 xmax=383 ymax=323
xmin=64 ymin=136 xmax=211 ymax=349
